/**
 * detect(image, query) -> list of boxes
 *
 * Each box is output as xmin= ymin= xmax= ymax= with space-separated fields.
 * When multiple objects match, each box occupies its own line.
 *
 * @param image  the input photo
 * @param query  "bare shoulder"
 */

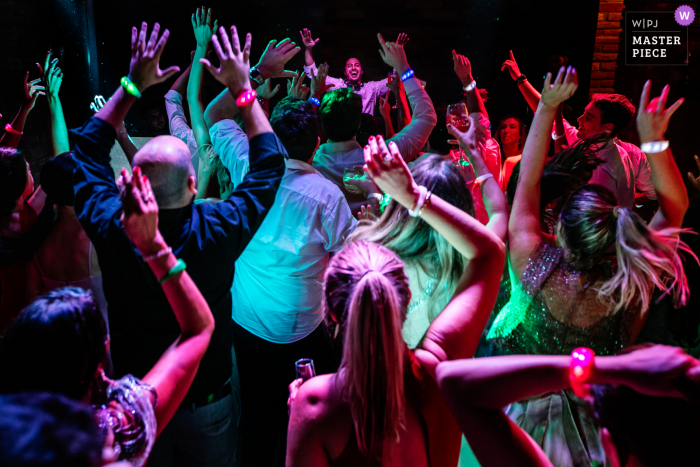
xmin=293 ymin=374 xmax=339 ymax=417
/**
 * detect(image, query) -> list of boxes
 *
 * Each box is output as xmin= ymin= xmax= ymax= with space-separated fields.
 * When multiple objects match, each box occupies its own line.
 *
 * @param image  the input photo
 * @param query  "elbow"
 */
xmin=435 ymin=361 xmax=462 ymax=402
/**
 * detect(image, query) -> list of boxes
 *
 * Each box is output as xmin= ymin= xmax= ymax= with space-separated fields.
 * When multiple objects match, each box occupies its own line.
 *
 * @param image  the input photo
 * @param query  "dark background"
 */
xmin=2 ymin=0 xmax=697 ymax=188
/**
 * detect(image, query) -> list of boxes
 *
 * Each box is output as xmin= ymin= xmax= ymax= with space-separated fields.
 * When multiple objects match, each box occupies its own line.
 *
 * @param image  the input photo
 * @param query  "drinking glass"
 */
xmin=295 ymin=358 xmax=316 ymax=382
xmin=446 ymin=103 xmax=469 ymax=145
xmin=342 ymin=166 xmax=367 ymax=195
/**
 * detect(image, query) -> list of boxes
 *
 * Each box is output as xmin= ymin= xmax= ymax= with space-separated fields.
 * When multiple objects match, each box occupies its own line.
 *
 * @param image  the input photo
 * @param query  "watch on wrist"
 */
xmin=516 ymin=74 xmax=527 ymax=86
xmin=249 ymin=66 xmax=265 ymax=85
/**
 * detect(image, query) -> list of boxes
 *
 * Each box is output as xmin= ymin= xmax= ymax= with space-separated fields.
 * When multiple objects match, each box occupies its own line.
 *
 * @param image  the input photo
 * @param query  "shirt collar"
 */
xmin=285 ymin=158 xmax=322 ymax=176
xmin=318 ymin=140 xmax=363 ymax=155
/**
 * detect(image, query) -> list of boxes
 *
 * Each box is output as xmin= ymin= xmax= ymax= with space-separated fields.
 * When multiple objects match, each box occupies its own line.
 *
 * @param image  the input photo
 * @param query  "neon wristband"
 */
xmin=235 ymin=89 xmax=257 ymax=107
xmin=308 ymin=96 xmax=321 ymax=106
xmin=408 ymin=185 xmax=428 ymax=217
xmin=463 ymin=80 xmax=477 ymax=92
xmin=552 ymin=131 xmax=566 ymax=141
xmin=569 ymin=347 xmax=595 ymax=398
xmin=4 ymin=124 xmax=23 ymax=135
xmin=143 ymin=246 xmax=172 ymax=263
xmin=379 ymin=193 xmax=392 ymax=214
xmin=400 ymin=69 xmax=415 ymax=82
xmin=640 ymin=141 xmax=669 ymax=154
xmin=121 ymin=76 xmax=142 ymax=99
xmin=158 ymin=258 xmax=187 ymax=284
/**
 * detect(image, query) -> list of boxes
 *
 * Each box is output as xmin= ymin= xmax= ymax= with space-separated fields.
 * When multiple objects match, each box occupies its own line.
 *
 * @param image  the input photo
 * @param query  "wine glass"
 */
xmin=446 ymin=103 xmax=469 ymax=145
xmin=295 ymin=358 xmax=316 ymax=383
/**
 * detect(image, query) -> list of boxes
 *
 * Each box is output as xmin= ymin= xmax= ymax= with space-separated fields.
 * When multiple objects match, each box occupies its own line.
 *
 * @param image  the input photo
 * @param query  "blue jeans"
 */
xmin=146 ymin=390 xmax=240 ymax=467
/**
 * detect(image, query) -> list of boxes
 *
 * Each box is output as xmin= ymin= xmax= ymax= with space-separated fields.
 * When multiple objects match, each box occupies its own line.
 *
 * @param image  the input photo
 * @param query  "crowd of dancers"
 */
xmin=1 ymin=8 xmax=699 ymax=467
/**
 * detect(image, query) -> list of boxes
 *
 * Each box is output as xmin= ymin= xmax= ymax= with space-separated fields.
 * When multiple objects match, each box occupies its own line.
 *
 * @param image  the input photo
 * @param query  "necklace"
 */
xmin=407 ymin=279 xmax=436 ymax=314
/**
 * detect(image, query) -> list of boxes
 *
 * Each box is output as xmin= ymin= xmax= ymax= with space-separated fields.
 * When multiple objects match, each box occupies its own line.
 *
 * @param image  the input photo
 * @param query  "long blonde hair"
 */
xmin=323 ymin=241 xmax=410 ymax=456
xmin=348 ymin=154 xmax=474 ymax=320
xmin=558 ymin=184 xmax=694 ymax=313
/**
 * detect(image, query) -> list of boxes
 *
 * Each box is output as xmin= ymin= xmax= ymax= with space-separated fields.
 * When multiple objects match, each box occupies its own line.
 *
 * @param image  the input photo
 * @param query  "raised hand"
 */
xmin=37 ymin=51 xmax=62 ymax=97
xmin=687 ymin=155 xmax=700 ymax=193
xmin=118 ymin=165 xmax=160 ymax=254
xmin=309 ymin=62 xmax=334 ymax=98
xmin=377 ymin=34 xmax=409 ymax=75
xmin=22 ymin=71 xmax=44 ymax=111
xmin=447 ymin=115 xmax=477 ymax=153
xmin=540 ymin=66 xmax=577 ymax=108
xmin=363 ymin=135 xmax=419 ymax=209
xmin=128 ymin=22 xmax=180 ymax=92
xmin=287 ymin=72 xmax=309 ymax=99
xmin=255 ymin=38 xmax=300 ymax=80
xmin=200 ymin=26 xmax=252 ymax=96
xmin=258 ymin=78 xmax=280 ymax=100
xmin=501 ymin=50 xmax=522 ymax=81
xmin=191 ymin=7 xmax=218 ymax=48
xmin=300 ymin=28 xmax=319 ymax=49
xmin=378 ymin=94 xmax=391 ymax=121
xmin=452 ymin=50 xmax=474 ymax=87
xmin=396 ymin=32 xmax=410 ymax=47
xmin=357 ymin=204 xmax=377 ymax=220
xmin=636 ymin=80 xmax=683 ymax=145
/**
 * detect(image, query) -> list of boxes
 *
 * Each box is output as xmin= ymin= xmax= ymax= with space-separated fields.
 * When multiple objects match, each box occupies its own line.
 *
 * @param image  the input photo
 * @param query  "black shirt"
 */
xmin=72 ymin=117 xmax=286 ymax=402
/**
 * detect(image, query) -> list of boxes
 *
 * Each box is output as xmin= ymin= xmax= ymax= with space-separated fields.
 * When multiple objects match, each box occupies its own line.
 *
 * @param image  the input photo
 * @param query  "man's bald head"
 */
xmin=132 ymin=136 xmax=196 ymax=209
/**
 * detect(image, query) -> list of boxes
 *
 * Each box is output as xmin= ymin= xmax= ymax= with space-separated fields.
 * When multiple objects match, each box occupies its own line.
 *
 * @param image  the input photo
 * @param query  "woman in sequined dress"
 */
xmin=349 ymin=118 xmax=508 ymax=350
xmin=488 ymin=69 xmax=691 ymax=467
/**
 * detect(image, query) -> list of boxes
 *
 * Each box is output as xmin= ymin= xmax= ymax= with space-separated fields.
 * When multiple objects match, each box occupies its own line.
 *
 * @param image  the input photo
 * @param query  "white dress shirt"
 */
xmin=164 ymin=90 xmax=200 ymax=176
xmin=209 ymin=119 xmax=251 ymax=189
xmin=304 ymin=62 xmax=390 ymax=114
xmin=230 ymin=159 xmax=357 ymax=343
xmin=312 ymin=75 xmax=437 ymax=213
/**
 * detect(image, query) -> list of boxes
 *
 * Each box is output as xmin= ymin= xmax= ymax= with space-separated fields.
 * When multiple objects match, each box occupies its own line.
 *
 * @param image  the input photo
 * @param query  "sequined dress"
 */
xmin=487 ymin=243 xmax=636 ymax=467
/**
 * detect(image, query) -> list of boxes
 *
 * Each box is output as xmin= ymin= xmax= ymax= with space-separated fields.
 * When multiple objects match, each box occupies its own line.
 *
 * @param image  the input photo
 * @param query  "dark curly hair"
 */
xmin=270 ymin=97 xmax=320 ymax=162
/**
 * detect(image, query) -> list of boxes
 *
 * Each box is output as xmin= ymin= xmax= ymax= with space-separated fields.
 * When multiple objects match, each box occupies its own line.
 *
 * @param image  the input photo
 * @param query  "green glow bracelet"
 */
xmin=379 ymin=193 xmax=392 ymax=214
xmin=121 ymin=76 xmax=142 ymax=99
xmin=158 ymin=258 xmax=186 ymax=284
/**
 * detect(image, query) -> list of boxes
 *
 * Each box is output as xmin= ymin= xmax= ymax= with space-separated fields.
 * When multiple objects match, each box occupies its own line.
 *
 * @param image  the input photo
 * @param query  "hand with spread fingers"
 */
xmin=37 ymin=51 xmax=62 ymax=98
xmin=22 ymin=71 xmax=45 ymax=111
xmin=396 ymin=32 xmax=410 ymax=47
xmin=200 ymin=26 xmax=253 ymax=96
xmin=636 ymin=80 xmax=684 ymax=145
xmin=540 ymin=66 xmax=578 ymax=109
xmin=258 ymin=78 xmax=281 ymax=100
xmin=118 ymin=166 xmax=161 ymax=254
xmin=255 ymin=38 xmax=300 ymax=80
xmin=191 ymin=7 xmax=218 ymax=49
xmin=287 ymin=72 xmax=309 ymax=99
xmin=300 ymin=28 xmax=319 ymax=49
xmin=309 ymin=62 xmax=334 ymax=98
xmin=363 ymin=135 xmax=419 ymax=209
xmin=357 ymin=204 xmax=377 ymax=221
xmin=128 ymin=22 xmax=181 ymax=92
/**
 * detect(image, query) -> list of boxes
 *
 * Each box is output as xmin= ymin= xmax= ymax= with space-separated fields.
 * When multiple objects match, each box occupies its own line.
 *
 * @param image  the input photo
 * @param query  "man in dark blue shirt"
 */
xmin=72 ymin=22 xmax=287 ymax=466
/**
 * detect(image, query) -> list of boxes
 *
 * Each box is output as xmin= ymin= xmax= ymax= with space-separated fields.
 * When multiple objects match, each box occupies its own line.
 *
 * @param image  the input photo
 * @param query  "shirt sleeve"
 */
xmin=386 ymin=77 xmax=437 ymax=162
xmin=209 ymin=119 xmax=251 ymax=189
xmin=631 ymin=147 xmax=657 ymax=200
xmin=324 ymin=195 xmax=357 ymax=253
xmin=71 ymin=117 xmax=125 ymax=248
xmin=164 ymin=90 xmax=196 ymax=149
xmin=206 ymin=132 xmax=287 ymax=256
xmin=303 ymin=62 xmax=345 ymax=89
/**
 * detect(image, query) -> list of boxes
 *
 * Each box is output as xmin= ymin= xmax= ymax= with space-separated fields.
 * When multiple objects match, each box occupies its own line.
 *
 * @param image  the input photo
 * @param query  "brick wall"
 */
xmin=590 ymin=0 xmax=625 ymax=97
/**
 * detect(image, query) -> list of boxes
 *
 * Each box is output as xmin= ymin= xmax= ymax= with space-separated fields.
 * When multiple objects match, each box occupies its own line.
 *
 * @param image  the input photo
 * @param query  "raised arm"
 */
xmin=436 ymin=345 xmax=699 ymax=467
xmin=300 ymin=28 xmax=319 ymax=68
xmin=637 ymin=81 xmax=688 ymax=231
xmin=508 ymin=67 xmax=577 ymax=278
xmin=363 ymin=136 xmax=505 ymax=377
xmin=90 ymin=95 xmax=138 ymax=163
xmin=119 ymin=166 xmax=214 ymax=436
xmin=188 ymin=8 xmax=218 ymax=150
xmin=453 ymin=50 xmax=487 ymax=119
xmin=39 ymin=52 xmax=69 ymax=156
xmin=449 ymin=117 xmax=509 ymax=242
xmin=0 ymin=72 xmax=44 ymax=148
xmin=379 ymin=34 xmax=437 ymax=162
xmin=502 ymin=50 xmax=541 ymax=113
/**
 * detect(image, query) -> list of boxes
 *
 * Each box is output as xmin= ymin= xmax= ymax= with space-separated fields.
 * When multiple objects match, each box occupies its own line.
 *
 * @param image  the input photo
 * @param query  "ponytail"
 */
xmin=599 ymin=207 xmax=694 ymax=314
xmin=323 ymin=241 xmax=410 ymax=456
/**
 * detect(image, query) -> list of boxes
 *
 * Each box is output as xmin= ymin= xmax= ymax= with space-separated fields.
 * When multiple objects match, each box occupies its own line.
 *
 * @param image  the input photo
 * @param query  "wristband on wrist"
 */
xmin=640 ymin=140 xmax=669 ymax=154
xmin=235 ymin=89 xmax=257 ymax=107
xmin=463 ymin=80 xmax=477 ymax=92
xmin=158 ymin=258 xmax=187 ymax=284
xmin=143 ymin=246 xmax=172 ymax=263
xmin=367 ymin=193 xmax=383 ymax=202
xmin=4 ymin=124 xmax=23 ymax=135
xmin=552 ymin=131 xmax=566 ymax=141
xmin=408 ymin=185 xmax=428 ymax=217
xmin=379 ymin=193 xmax=392 ymax=214
xmin=400 ymin=69 xmax=415 ymax=82
xmin=515 ymin=74 xmax=527 ymax=86
xmin=308 ymin=96 xmax=321 ymax=106
xmin=569 ymin=347 xmax=595 ymax=398
xmin=418 ymin=191 xmax=432 ymax=217
xmin=121 ymin=76 xmax=142 ymax=99
xmin=475 ymin=173 xmax=494 ymax=188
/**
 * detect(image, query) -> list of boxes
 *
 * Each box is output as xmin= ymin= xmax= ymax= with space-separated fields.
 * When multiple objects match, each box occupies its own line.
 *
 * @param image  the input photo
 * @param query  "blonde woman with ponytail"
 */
xmin=286 ymin=135 xmax=505 ymax=467
xmin=487 ymin=68 xmax=692 ymax=467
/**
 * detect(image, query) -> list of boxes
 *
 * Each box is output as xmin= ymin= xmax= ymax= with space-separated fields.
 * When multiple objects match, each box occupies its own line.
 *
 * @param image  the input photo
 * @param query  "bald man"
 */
xmin=71 ymin=55 xmax=286 ymax=467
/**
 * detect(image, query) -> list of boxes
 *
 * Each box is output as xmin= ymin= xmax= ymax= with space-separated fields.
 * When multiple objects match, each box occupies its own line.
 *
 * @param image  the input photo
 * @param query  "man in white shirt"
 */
xmin=312 ymin=35 xmax=437 ymax=214
xmin=222 ymin=98 xmax=356 ymax=467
